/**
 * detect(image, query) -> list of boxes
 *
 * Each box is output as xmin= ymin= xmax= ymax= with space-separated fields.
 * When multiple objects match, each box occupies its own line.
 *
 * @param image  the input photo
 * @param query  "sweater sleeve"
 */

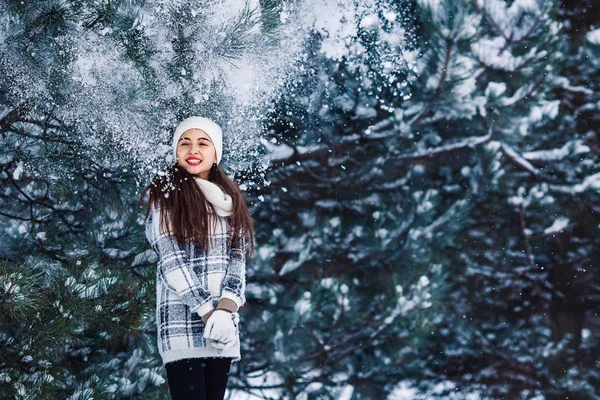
xmin=145 ymin=205 xmax=214 ymax=317
xmin=219 ymin=233 xmax=247 ymax=309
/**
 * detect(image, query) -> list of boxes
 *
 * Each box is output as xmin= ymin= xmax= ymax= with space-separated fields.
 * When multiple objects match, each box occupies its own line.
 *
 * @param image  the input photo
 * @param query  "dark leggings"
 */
xmin=165 ymin=357 xmax=232 ymax=400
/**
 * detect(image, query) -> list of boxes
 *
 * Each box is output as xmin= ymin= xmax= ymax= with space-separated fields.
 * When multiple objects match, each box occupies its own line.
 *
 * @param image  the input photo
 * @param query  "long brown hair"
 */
xmin=140 ymin=163 xmax=254 ymax=257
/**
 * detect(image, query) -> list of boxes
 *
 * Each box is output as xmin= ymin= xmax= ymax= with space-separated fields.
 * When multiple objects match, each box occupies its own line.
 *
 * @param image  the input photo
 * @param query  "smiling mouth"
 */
xmin=187 ymin=159 xmax=202 ymax=165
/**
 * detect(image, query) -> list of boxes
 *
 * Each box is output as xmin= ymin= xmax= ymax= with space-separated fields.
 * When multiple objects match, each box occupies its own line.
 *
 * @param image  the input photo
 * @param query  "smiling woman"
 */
xmin=171 ymin=117 xmax=224 ymax=180
xmin=177 ymin=130 xmax=217 ymax=180
xmin=140 ymin=116 xmax=254 ymax=400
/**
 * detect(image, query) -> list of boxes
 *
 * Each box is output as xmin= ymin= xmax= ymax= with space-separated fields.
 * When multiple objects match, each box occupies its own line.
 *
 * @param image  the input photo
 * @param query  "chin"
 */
xmin=191 ymin=170 xmax=209 ymax=178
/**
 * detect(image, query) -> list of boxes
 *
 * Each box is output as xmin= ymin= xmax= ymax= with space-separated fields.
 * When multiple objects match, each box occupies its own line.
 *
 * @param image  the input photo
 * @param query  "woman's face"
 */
xmin=176 ymin=128 xmax=217 ymax=180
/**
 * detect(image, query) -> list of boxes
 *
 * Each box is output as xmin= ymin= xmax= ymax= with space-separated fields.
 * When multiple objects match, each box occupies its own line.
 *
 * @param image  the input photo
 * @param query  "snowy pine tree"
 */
xmin=406 ymin=1 xmax=600 ymax=398
xmin=1 ymin=0 xmax=598 ymax=398
xmin=1 ymin=0 xmax=285 ymax=398
xmin=251 ymin=0 xmax=600 ymax=398
xmin=240 ymin=1 xmax=445 ymax=398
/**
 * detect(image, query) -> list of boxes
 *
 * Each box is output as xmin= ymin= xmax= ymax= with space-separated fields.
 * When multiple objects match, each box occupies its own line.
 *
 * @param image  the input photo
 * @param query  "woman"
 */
xmin=140 ymin=116 xmax=254 ymax=400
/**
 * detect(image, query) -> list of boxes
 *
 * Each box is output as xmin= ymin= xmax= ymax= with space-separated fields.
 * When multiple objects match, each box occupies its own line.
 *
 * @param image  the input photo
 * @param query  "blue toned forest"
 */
xmin=1 ymin=0 xmax=599 ymax=399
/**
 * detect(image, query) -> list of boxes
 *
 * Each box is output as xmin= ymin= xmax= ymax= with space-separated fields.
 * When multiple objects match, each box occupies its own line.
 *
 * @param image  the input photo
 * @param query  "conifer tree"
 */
xmin=2 ymin=0 xmax=598 ymax=398
xmin=1 ymin=0 xmax=284 ymax=398
xmin=251 ymin=0 xmax=600 ymax=398
xmin=240 ymin=1 xmax=443 ymax=398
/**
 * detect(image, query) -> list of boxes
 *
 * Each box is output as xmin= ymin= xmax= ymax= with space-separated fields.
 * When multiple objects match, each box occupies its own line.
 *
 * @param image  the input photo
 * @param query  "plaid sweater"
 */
xmin=144 ymin=203 xmax=246 ymax=364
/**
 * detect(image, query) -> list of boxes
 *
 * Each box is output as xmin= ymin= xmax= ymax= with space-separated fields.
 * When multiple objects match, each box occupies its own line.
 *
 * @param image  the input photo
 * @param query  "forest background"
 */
xmin=1 ymin=0 xmax=599 ymax=399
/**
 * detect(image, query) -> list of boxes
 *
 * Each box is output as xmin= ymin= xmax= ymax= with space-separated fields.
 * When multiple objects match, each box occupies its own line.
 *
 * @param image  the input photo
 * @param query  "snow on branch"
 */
xmin=409 ymin=198 xmax=469 ymax=241
xmin=393 ymin=129 xmax=493 ymax=160
xmin=500 ymin=142 xmax=539 ymax=176
xmin=499 ymin=77 xmax=546 ymax=108
xmin=523 ymin=140 xmax=590 ymax=161
xmin=368 ymin=276 xmax=432 ymax=340
xmin=261 ymin=128 xmax=396 ymax=167
xmin=477 ymin=0 xmax=547 ymax=44
xmin=548 ymin=172 xmax=600 ymax=194
xmin=527 ymin=217 xmax=570 ymax=239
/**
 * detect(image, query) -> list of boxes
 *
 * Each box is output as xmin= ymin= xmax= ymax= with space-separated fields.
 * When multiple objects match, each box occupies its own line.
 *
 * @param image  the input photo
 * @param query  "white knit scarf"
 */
xmin=193 ymin=177 xmax=233 ymax=217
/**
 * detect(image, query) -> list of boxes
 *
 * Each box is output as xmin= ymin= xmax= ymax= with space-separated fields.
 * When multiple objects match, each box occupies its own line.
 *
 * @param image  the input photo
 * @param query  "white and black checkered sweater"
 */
xmin=144 ymin=181 xmax=246 ymax=364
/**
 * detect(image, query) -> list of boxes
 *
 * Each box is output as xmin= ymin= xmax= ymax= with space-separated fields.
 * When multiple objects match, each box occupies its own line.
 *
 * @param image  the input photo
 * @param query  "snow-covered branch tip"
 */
xmin=393 ymin=130 xmax=493 ymax=161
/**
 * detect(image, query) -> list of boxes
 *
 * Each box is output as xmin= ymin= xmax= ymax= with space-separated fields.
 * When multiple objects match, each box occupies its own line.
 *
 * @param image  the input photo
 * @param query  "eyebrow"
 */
xmin=179 ymin=137 xmax=211 ymax=142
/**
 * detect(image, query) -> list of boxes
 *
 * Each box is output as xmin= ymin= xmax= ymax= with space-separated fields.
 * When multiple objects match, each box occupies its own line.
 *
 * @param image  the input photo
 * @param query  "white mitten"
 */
xmin=208 ymin=312 xmax=239 ymax=350
xmin=203 ymin=310 xmax=237 ymax=347
xmin=209 ymin=338 xmax=232 ymax=350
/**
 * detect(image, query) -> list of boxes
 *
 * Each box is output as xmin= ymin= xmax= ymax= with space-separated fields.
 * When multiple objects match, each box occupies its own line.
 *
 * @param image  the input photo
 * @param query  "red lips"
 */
xmin=187 ymin=157 xmax=202 ymax=165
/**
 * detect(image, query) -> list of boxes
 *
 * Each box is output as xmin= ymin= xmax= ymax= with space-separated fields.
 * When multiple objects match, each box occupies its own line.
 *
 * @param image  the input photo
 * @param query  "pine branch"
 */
xmin=212 ymin=2 xmax=262 ymax=61
xmin=499 ymin=142 xmax=540 ymax=176
xmin=6 ymin=125 xmax=77 ymax=146
xmin=409 ymin=38 xmax=454 ymax=126
xmin=0 ymin=102 xmax=31 ymax=132
xmin=391 ymin=128 xmax=494 ymax=161
xmin=548 ymin=172 xmax=600 ymax=194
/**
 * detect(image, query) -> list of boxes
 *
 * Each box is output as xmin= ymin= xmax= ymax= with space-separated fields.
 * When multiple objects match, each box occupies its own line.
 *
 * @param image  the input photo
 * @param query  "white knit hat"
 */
xmin=172 ymin=116 xmax=223 ymax=165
